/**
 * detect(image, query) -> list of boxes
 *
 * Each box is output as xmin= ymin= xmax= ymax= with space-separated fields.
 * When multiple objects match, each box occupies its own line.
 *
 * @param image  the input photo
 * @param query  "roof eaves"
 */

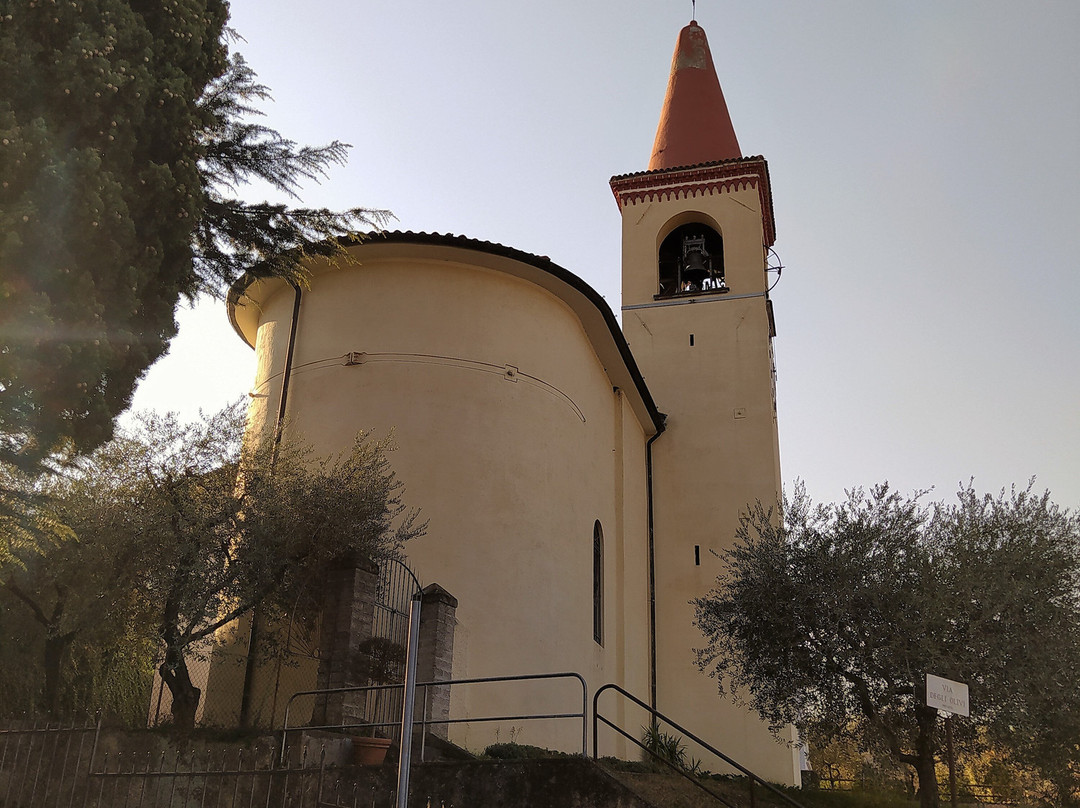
xmin=228 ymin=230 xmax=665 ymax=435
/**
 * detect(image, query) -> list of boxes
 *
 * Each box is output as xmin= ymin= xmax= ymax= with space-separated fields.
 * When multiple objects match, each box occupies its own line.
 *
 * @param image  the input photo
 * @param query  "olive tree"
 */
xmin=0 ymin=404 xmax=423 ymax=729
xmin=694 ymin=482 xmax=1080 ymax=808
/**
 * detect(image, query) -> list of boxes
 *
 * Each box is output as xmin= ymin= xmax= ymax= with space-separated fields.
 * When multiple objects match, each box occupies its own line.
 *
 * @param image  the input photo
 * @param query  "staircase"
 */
xmin=318 ymin=757 xmax=807 ymax=808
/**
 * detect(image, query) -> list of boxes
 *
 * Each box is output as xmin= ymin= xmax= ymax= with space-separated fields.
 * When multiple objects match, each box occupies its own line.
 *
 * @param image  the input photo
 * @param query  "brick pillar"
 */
xmin=416 ymin=583 xmax=458 ymax=740
xmin=312 ymin=555 xmax=379 ymax=728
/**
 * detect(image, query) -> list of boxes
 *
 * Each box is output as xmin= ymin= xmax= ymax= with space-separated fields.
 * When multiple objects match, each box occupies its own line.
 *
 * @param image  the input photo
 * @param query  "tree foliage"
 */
xmin=0 ymin=1 xmax=386 ymax=471
xmin=1 ymin=436 xmax=160 ymax=718
xmin=0 ymin=0 xmax=229 ymax=468
xmin=694 ymin=482 xmax=1080 ymax=808
xmin=192 ymin=52 xmax=387 ymax=290
xmin=0 ymin=404 xmax=423 ymax=728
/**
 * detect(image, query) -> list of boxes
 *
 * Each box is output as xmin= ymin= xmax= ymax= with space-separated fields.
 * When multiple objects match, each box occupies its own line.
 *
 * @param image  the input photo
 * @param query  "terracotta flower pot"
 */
xmin=352 ymin=735 xmax=392 ymax=766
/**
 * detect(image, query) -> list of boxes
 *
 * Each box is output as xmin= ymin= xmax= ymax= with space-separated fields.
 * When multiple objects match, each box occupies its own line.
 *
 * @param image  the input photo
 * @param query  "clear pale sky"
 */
xmin=128 ymin=1 xmax=1080 ymax=510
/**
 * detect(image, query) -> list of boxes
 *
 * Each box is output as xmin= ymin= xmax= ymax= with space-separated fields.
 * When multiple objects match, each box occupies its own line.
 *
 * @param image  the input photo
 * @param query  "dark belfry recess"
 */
xmin=657 ymin=223 xmax=727 ymax=297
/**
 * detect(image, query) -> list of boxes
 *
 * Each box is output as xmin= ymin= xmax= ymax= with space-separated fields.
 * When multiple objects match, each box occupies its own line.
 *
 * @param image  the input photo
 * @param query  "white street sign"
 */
xmin=926 ymin=673 xmax=969 ymax=717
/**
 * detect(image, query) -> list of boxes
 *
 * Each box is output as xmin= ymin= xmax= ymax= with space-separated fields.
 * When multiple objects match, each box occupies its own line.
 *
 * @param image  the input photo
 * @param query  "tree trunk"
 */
xmin=158 ymin=587 xmax=203 ymax=730
xmin=238 ymin=607 xmax=261 ymax=728
xmin=159 ymin=594 xmax=201 ymax=731
xmin=159 ymin=649 xmax=201 ymax=731
xmin=915 ymin=753 xmax=941 ymax=808
xmin=42 ymin=632 xmax=74 ymax=716
xmin=913 ymin=705 xmax=941 ymax=808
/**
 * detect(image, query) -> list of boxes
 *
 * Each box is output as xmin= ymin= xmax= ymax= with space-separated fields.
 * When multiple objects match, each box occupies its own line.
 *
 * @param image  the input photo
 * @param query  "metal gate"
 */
xmin=363 ymin=557 xmax=419 ymax=740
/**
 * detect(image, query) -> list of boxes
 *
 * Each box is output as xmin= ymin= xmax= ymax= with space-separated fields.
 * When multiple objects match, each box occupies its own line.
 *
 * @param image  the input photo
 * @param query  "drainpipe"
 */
xmin=645 ymin=422 xmax=665 ymax=712
xmin=240 ymin=281 xmax=303 ymax=728
xmin=273 ymin=282 xmax=304 ymax=455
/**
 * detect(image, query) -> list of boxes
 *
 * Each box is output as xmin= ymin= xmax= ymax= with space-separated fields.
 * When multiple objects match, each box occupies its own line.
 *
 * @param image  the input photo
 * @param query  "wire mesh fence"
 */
xmin=146 ymin=558 xmax=413 ymax=733
xmin=3 ymin=558 xmax=418 ymax=743
xmin=146 ymin=617 xmax=322 ymax=731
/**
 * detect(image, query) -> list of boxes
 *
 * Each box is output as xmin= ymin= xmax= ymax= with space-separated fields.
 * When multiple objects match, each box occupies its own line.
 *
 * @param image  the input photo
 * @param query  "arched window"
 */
xmin=593 ymin=521 xmax=604 ymax=646
xmin=657 ymin=223 xmax=726 ymax=298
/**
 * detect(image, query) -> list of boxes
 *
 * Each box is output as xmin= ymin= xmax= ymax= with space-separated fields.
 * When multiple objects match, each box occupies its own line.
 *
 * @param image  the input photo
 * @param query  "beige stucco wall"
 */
xmin=230 ymin=240 xmax=653 ymax=757
xmin=619 ymin=180 xmax=799 ymax=785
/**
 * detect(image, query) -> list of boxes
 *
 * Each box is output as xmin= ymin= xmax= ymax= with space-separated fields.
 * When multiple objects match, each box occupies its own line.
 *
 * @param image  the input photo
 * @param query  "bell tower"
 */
xmin=612 ymin=21 xmax=796 ymax=783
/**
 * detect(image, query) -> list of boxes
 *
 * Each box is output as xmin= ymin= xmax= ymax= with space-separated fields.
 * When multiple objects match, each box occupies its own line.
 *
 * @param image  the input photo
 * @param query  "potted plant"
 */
xmin=351 ymin=636 xmax=405 ymax=765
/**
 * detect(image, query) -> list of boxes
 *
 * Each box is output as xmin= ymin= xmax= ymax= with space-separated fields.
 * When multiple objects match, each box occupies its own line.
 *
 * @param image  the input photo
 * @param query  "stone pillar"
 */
xmin=312 ymin=555 xmax=379 ymax=729
xmin=416 ymin=583 xmax=458 ymax=739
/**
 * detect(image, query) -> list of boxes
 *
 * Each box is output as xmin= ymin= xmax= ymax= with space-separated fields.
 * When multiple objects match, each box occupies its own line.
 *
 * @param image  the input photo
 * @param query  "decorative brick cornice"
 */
xmin=610 ymin=156 xmax=776 ymax=247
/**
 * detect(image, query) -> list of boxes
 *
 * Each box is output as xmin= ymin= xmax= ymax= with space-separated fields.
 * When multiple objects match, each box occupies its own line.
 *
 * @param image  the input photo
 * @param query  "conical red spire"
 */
xmin=649 ymin=21 xmax=742 ymax=171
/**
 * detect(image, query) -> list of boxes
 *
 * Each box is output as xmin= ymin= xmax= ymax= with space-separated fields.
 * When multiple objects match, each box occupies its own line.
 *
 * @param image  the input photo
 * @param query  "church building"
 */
xmin=226 ymin=19 xmax=797 ymax=785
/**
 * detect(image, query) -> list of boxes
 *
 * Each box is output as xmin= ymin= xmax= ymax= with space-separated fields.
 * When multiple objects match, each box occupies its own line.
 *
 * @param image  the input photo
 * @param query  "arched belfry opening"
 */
xmin=657 ymin=223 xmax=726 ymax=298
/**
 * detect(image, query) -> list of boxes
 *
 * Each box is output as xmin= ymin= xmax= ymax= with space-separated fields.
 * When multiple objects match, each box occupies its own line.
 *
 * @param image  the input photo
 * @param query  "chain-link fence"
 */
xmin=147 ymin=558 xmax=415 ymax=731
xmin=3 ymin=558 xmax=419 ymax=736
xmin=147 ymin=614 xmax=322 ymax=730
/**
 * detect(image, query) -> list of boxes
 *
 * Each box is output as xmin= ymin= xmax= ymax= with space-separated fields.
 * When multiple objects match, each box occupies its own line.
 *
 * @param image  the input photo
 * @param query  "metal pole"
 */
xmin=946 ymin=714 xmax=957 ymax=808
xmin=419 ymin=685 xmax=428 ymax=763
xmin=395 ymin=594 xmax=422 ymax=808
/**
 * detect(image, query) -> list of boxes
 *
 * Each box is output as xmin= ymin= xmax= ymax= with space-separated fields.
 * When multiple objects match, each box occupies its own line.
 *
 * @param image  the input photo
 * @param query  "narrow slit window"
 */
xmin=593 ymin=521 xmax=604 ymax=645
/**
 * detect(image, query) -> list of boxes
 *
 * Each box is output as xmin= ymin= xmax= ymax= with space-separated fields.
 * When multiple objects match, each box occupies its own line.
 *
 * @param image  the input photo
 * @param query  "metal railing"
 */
xmin=593 ymin=683 xmax=808 ymax=808
xmin=0 ymin=716 xmax=101 ymax=808
xmin=86 ymin=744 xmax=331 ymax=808
xmin=281 ymin=671 xmax=588 ymax=764
xmin=0 ymin=716 xmax=391 ymax=808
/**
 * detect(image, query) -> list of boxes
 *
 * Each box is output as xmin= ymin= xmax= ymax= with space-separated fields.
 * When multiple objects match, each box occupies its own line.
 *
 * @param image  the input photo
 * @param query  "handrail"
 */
xmin=598 ymin=717 xmax=739 ymax=808
xmin=593 ymin=683 xmax=808 ymax=808
xmin=281 ymin=671 xmax=588 ymax=764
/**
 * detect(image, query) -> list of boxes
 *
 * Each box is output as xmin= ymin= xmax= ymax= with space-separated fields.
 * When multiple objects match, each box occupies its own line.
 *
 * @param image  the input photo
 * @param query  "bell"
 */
xmin=681 ymin=248 xmax=709 ymax=285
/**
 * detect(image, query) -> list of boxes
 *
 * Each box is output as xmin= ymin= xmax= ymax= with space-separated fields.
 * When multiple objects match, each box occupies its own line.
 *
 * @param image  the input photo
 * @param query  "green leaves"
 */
xmin=0 ymin=0 xmax=229 ymax=467
xmin=191 ymin=52 xmax=390 ymax=295
xmin=0 ymin=403 xmax=423 ymax=722
xmin=694 ymin=481 xmax=1080 ymax=805
xmin=1 ymin=2 xmax=385 ymax=470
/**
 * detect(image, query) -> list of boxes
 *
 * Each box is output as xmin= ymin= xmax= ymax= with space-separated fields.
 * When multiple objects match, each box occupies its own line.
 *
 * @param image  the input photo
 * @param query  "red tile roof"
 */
xmin=649 ymin=22 xmax=742 ymax=171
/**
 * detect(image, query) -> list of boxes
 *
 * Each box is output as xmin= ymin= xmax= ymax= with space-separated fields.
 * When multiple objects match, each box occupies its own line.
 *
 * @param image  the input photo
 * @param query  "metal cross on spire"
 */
xmin=692 ymin=0 xmax=696 ymax=20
